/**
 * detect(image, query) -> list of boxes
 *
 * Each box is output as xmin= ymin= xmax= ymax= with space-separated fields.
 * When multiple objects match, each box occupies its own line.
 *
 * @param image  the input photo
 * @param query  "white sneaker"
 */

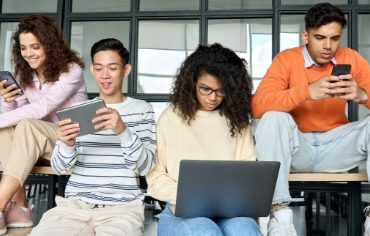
xmin=267 ymin=208 xmax=297 ymax=236
xmin=364 ymin=217 xmax=370 ymax=236
xmin=364 ymin=206 xmax=370 ymax=236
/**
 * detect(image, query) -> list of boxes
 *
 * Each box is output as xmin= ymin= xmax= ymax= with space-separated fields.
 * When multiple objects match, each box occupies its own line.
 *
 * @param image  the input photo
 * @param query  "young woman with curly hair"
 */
xmin=0 ymin=15 xmax=87 ymax=234
xmin=146 ymin=43 xmax=262 ymax=236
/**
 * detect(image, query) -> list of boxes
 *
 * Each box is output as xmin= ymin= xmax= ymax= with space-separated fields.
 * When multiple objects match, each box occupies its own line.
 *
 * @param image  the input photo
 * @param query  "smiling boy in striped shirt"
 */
xmin=29 ymin=38 xmax=157 ymax=236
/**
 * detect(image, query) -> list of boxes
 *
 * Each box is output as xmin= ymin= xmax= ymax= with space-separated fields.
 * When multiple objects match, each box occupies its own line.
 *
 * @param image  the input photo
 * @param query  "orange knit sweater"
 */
xmin=252 ymin=46 xmax=370 ymax=132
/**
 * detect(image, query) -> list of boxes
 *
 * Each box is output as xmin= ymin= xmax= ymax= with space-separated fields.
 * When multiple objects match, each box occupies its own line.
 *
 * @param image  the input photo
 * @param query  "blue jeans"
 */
xmin=255 ymin=111 xmax=370 ymax=204
xmin=157 ymin=206 xmax=262 ymax=236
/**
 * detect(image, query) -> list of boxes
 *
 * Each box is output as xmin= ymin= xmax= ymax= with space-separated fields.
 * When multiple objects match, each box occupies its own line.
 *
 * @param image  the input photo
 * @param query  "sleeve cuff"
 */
xmin=58 ymin=142 xmax=76 ymax=157
xmin=360 ymin=87 xmax=370 ymax=107
xmin=0 ymin=97 xmax=17 ymax=110
xmin=118 ymin=128 xmax=135 ymax=145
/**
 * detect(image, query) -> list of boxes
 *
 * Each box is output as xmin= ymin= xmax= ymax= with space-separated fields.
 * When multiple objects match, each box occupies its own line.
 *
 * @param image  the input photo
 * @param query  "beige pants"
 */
xmin=0 ymin=118 xmax=57 ymax=184
xmin=29 ymin=196 xmax=145 ymax=236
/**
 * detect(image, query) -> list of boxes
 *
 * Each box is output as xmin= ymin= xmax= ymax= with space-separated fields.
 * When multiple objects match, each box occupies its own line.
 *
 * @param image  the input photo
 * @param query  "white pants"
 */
xmin=255 ymin=111 xmax=370 ymax=204
xmin=29 ymin=196 xmax=145 ymax=236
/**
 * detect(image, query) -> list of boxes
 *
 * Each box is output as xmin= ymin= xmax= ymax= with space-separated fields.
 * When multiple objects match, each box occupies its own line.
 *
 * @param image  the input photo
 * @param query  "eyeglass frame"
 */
xmin=196 ymin=83 xmax=225 ymax=97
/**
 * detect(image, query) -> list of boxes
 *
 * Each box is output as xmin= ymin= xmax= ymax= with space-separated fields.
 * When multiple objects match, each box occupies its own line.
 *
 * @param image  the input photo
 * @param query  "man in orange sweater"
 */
xmin=252 ymin=3 xmax=370 ymax=236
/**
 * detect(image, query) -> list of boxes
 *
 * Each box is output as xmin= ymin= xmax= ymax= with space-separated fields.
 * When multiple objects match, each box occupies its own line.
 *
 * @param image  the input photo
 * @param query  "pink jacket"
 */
xmin=0 ymin=63 xmax=88 ymax=128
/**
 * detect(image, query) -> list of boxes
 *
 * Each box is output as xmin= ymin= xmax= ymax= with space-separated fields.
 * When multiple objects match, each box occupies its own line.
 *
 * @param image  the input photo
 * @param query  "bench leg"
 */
xmin=348 ymin=182 xmax=362 ymax=236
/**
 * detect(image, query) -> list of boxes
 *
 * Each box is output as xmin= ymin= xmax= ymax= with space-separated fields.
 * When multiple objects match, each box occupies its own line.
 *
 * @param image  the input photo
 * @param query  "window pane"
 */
xmin=208 ymin=18 xmax=272 ymax=92
xmin=358 ymin=15 xmax=370 ymax=120
xmin=0 ymin=22 xmax=18 ymax=71
xmin=280 ymin=15 xmax=348 ymax=52
xmin=359 ymin=0 xmax=370 ymax=3
xmin=150 ymin=102 xmax=170 ymax=121
xmin=281 ymin=0 xmax=347 ymax=4
xmin=140 ymin=0 xmax=199 ymax=11
xmin=70 ymin=21 xmax=130 ymax=93
xmin=2 ymin=0 xmax=57 ymax=13
xmin=209 ymin=0 xmax=271 ymax=10
xmin=72 ymin=0 xmax=130 ymax=12
xmin=138 ymin=20 xmax=199 ymax=94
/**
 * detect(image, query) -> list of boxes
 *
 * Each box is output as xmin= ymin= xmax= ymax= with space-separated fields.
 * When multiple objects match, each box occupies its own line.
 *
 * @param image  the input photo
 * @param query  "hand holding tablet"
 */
xmin=56 ymin=99 xmax=107 ymax=137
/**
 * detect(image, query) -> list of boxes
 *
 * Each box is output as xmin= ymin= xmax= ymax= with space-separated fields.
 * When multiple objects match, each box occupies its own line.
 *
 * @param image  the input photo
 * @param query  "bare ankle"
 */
xmin=271 ymin=203 xmax=289 ymax=213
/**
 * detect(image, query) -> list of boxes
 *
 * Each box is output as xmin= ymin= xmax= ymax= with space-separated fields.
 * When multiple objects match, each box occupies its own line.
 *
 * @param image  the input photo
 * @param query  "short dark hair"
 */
xmin=90 ymin=38 xmax=129 ymax=65
xmin=305 ymin=3 xmax=347 ymax=31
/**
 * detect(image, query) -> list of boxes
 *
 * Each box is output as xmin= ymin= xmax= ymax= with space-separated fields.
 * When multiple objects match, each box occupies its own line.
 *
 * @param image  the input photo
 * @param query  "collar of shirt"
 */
xmin=302 ymin=45 xmax=337 ymax=68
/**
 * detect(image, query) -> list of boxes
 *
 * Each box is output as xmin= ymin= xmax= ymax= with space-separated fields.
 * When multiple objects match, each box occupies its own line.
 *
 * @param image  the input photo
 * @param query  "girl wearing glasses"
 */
xmin=146 ymin=43 xmax=262 ymax=236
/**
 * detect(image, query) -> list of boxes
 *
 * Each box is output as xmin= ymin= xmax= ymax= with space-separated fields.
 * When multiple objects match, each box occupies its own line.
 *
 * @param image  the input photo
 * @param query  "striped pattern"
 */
xmin=51 ymin=97 xmax=156 ymax=205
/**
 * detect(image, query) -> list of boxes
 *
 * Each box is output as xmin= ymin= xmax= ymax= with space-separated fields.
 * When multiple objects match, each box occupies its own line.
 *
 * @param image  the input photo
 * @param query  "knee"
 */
xmin=255 ymin=111 xmax=293 ymax=135
xmin=158 ymin=215 xmax=222 ymax=236
xmin=15 ymin=118 xmax=38 ymax=132
xmin=220 ymin=217 xmax=262 ymax=236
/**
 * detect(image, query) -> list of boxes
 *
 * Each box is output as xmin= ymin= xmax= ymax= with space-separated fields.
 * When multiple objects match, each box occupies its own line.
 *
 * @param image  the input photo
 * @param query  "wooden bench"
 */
xmin=2 ymin=167 xmax=368 ymax=234
xmin=288 ymin=172 xmax=368 ymax=235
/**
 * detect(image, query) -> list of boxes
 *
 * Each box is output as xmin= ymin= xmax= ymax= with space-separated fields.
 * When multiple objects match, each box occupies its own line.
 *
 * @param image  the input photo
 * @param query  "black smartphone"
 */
xmin=0 ymin=71 xmax=23 ymax=95
xmin=331 ymin=64 xmax=351 ymax=76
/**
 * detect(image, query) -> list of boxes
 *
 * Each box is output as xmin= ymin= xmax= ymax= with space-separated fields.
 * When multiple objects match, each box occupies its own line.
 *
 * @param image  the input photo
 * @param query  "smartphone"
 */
xmin=331 ymin=64 xmax=351 ymax=76
xmin=0 ymin=71 xmax=23 ymax=95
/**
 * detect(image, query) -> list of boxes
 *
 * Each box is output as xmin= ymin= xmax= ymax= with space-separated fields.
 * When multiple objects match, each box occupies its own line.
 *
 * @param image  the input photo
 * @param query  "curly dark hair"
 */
xmin=170 ymin=43 xmax=253 ymax=137
xmin=12 ymin=15 xmax=84 ymax=88
xmin=305 ymin=3 xmax=347 ymax=31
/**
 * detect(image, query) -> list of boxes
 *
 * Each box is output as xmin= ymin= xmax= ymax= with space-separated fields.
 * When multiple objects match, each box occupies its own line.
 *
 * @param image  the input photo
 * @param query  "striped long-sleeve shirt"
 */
xmin=51 ymin=97 xmax=156 ymax=205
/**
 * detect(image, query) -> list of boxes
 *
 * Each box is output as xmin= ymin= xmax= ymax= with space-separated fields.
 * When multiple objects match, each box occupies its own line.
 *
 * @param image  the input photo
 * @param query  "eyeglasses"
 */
xmin=197 ymin=83 xmax=225 ymax=97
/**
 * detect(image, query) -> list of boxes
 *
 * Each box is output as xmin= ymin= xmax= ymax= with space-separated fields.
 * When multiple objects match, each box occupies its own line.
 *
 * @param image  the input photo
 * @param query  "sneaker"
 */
xmin=364 ymin=217 xmax=370 ymax=236
xmin=4 ymin=201 xmax=33 ymax=228
xmin=267 ymin=208 xmax=297 ymax=236
xmin=363 ymin=206 xmax=370 ymax=236
xmin=0 ymin=213 xmax=7 ymax=235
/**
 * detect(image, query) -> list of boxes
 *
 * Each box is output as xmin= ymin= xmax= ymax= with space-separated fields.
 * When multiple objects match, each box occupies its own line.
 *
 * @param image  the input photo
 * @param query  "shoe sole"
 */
xmin=7 ymin=222 xmax=33 ymax=228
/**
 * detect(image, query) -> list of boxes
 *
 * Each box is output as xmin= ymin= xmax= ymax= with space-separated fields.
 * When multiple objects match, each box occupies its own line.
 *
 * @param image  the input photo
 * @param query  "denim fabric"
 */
xmin=158 ymin=206 xmax=262 ymax=236
xmin=255 ymin=111 xmax=370 ymax=204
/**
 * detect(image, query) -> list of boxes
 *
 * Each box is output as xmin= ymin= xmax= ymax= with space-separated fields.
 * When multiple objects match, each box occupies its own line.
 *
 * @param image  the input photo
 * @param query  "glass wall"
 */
xmin=2 ymin=0 xmax=58 ymax=13
xmin=0 ymin=22 xmax=18 ymax=71
xmin=208 ymin=19 xmax=272 ymax=91
xmin=280 ymin=15 xmax=349 ymax=51
xmin=72 ymin=0 xmax=130 ymax=12
xmin=137 ymin=20 xmax=199 ymax=94
xmin=358 ymin=14 xmax=370 ymax=120
xmin=0 ymin=0 xmax=369 ymax=121
xmin=70 ymin=21 xmax=130 ymax=93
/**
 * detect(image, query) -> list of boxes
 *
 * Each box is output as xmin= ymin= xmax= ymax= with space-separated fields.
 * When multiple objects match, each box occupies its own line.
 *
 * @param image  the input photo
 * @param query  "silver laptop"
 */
xmin=175 ymin=160 xmax=280 ymax=218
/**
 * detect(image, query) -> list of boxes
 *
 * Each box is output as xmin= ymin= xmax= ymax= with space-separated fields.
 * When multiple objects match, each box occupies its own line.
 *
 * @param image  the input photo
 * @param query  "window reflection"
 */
xmin=137 ymin=20 xmax=199 ymax=94
xmin=70 ymin=21 xmax=130 ymax=93
xmin=280 ymin=15 xmax=348 ymax=51
xmin=208 ymin=19 xmax=272 ymax=92
xmin=140 ymin=0 xmax=199 ymax=11
xmin=358 ymin=14 xmax=370 ymax=120
xmin=0 ymin=22 xmax=18 ymax=71
xmin=72 ymin=0 xmax=130 ymax=12
xmin=281 ymin=0 xmax=346 ymax=4
xmin=2 ymin=0 xmax=57 ymax=13
xmin=150 ymin=102 xmax=170 ymax=121
xmin=208 ymin=0 xmax=271 ymax=10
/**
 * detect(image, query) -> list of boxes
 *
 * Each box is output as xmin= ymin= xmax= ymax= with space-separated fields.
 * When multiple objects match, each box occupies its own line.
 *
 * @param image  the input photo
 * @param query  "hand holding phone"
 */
xmin=0 ymin=71 xmax=24 ymax=96
xmin=331 ymin=64 xmax=351 ymax=78
xmin=330 ymin=64 xmax=352 ymax=96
